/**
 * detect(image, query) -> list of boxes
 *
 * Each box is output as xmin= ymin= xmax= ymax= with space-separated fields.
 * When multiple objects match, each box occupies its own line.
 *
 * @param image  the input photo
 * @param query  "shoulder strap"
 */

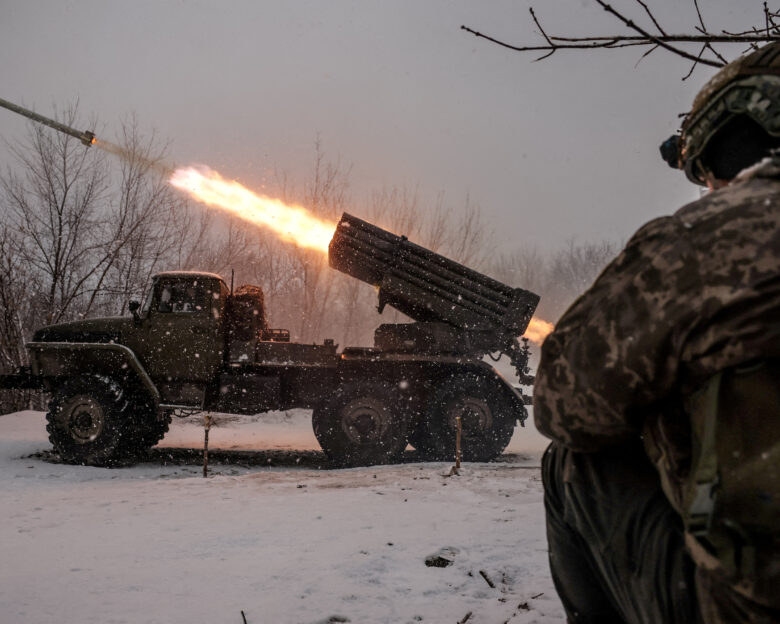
xmin=685 ymin=371 xmax=722 ymax=537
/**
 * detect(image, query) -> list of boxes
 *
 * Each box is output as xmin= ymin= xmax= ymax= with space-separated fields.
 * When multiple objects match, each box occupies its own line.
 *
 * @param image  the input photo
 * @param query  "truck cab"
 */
xmin=126 ymin=271 xmax=229 ymax=407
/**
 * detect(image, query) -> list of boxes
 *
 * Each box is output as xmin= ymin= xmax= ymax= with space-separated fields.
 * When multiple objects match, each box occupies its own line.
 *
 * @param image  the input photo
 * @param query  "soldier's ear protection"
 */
xmin=660 ymin=132 xmax=713 ymax=185
xmin=660 ymin=132 xmax=711 ymax=182
xmin=659 ymin=135 xmax=681 ymax=169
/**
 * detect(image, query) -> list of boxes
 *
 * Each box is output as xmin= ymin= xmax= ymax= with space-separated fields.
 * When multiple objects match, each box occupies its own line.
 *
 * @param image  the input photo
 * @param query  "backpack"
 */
xmin=646 ymin=359 xmax=780 ymax=608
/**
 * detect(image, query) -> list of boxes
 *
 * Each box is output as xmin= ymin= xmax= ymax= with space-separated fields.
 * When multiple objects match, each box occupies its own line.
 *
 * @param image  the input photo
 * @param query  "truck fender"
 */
xmin=27 ymin=342 xmax=160 ymax=405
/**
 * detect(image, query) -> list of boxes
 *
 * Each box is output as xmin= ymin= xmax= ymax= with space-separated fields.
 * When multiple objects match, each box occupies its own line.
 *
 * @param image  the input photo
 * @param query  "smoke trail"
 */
xmin=93 ymin=138 xmax=174 ymax=177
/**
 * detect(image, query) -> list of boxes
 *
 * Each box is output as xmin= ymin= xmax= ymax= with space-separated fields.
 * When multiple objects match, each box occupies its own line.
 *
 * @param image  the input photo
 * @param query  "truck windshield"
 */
xmin=157 ymin=280 xmax=209 ymax=314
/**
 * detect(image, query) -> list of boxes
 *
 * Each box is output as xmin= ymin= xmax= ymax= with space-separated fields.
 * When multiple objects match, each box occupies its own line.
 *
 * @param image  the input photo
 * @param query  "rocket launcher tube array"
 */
xmin=328 ymin=212 xmax=540 ymax=339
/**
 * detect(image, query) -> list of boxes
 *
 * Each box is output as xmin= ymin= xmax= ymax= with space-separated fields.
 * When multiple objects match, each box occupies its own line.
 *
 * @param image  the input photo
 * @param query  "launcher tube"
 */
xmin=328 ymin=212 xmax=539 ymax=336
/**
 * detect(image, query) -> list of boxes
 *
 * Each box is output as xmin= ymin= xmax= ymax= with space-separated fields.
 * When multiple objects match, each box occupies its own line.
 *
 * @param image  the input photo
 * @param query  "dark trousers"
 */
xmin=542 ymin=441 xmax=700 ymax=624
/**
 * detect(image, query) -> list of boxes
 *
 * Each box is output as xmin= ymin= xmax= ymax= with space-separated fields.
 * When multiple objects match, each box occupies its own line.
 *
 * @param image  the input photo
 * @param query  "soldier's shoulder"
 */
xmin=622 ymin=212 xmax=686 ymax=255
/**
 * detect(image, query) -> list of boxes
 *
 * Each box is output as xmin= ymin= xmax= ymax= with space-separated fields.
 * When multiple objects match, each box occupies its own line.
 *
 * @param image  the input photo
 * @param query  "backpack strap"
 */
xmin=685 ymin=371 xmax=722 ymax=538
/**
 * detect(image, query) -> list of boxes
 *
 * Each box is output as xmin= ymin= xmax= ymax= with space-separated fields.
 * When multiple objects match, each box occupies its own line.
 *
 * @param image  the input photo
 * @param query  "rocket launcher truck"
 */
xmin=1 ymin=213 xmax=539 ymax=467
xmin=0 ymin=95 xmax=540 ymax=466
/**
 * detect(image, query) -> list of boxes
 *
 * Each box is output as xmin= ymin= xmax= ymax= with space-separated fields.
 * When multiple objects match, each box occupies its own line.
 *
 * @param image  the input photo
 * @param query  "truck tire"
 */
xmin=410 ymin=373 xmax=516 ymax=462
xmin=45 ymin=375 xmax=131 ymax=466
xmin=118 ymin=397 xmax=171 ymax=457
xmin=312 ymin=381 xmax=408 ymax=467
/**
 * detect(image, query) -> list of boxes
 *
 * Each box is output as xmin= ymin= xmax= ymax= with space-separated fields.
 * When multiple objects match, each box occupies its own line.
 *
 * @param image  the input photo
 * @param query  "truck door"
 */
xmin=144 ymin=277 xmax=224 ymax=400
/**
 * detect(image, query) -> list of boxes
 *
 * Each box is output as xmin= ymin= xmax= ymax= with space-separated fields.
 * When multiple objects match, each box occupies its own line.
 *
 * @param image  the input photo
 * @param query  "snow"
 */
xmin=0 ymin=410 xmax=564 ymax=624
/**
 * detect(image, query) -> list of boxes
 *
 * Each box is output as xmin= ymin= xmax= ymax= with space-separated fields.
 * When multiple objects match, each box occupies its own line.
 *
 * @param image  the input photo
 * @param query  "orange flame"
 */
xmin=523 ymin=317 xmax=554 ymax=345
xmin=169 ymin=166 xmax=336 ymax=252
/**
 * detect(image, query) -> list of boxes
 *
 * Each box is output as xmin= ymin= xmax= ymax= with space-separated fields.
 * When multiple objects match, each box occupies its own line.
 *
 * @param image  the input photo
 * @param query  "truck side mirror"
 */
xmin=128 ymin=300 xmax=141 ymax=323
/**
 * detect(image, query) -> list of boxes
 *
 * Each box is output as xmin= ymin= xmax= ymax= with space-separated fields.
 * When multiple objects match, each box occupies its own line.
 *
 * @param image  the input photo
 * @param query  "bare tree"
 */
xmin=88 ymin=116 xmax=192 ymax=316
xmin=286 ymin=139 xmax=351 ymax=342
xmin=443 ymin=195 xmax=491 ymax=270
xmin=490 ymin=239 xmax=621 ymax=322
xmin=185 ymin=210 xmax=254 ymax=279
xmin=0 ymin=104 xmax=215 ymax=399
xmin=242 ymin=233 xmax=300 ymax=327
xmin=164 ymin=200 xmax=217 ymax=271
xmin=491 ymin=246 xmax=547 ymax=298
xmin=0 ymin=226 xmax=37 ymax=370
xmin=0 ymin=107 xmax=206 ymax=326
xmin=545 ymin=238 xmax=621 ymax=319
xmin=1 ymin=104 xmax=110 ymax=325
xmin=463 ymin=1 xmax=780 ymax=79
xmin=0 ymin=225 xmax=42 ymax=411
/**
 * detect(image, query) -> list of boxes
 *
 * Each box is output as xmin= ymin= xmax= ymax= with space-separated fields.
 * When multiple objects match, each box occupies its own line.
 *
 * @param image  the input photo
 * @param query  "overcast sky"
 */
xmin=0 ymin=1 xmax=763 ymax=251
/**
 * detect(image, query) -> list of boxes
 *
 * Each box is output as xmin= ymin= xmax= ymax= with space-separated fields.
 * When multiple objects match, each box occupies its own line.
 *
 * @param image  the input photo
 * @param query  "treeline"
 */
xmin=0 ymin=109 xmax=618 ymax=411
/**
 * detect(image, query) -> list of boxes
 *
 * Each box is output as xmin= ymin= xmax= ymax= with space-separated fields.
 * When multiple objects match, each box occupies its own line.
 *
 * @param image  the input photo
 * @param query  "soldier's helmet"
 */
xmin=662 ymin=42 xmax=780 ymax=185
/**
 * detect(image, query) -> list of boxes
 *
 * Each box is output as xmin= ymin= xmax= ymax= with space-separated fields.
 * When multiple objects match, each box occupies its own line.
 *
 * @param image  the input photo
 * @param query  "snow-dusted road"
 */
xmin=1 ymin=411 xmax=564 ymax=624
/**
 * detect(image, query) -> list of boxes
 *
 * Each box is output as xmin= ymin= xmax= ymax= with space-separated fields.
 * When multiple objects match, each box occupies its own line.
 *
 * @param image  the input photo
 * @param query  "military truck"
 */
xmin=1 ymin=213 xmax=539 ymax=467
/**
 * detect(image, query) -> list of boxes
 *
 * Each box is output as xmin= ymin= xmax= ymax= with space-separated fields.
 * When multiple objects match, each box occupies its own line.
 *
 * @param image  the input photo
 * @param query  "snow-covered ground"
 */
xmin=0 ymin=410 xmax=564 ymax=624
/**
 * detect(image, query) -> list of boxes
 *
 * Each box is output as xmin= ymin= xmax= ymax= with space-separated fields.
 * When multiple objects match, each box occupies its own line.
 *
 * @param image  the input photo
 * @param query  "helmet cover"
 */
xmin=678 ymin=42 xmax=780 ymax=184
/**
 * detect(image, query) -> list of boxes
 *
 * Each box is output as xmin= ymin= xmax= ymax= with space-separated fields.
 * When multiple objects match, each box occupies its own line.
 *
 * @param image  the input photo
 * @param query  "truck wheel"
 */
xmin=119 ymin=398 xmax=171 ymax=456
xmin=134 ymin=409 xmax=172 ymax=450
xmin=45 ymin=375 xmax=130 ymax=466
xmin=411 ymin=374 xmax=516 ymax=462
xmin=313 ymin=382 xmax=408 ymax=467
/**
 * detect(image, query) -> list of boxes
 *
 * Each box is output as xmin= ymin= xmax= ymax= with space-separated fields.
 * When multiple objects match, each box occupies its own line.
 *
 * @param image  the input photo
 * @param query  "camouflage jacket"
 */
xmin=534 ymin=157 xmax=780 ymax=620
xmin=534 ymin=156 xmax=780 ymax=451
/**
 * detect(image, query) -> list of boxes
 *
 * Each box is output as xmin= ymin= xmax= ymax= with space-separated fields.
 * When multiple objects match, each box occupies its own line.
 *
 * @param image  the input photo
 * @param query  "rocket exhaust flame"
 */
xmin=169 ymin=165 xmax=336 ymax=253
xmin=523 ymin=317 xmax=554 ymax=345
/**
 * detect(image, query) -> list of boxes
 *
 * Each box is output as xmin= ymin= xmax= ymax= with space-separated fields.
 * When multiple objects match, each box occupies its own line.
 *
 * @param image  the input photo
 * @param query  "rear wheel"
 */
xmin=313 ymin=381 xmax=408 ymax=467
xmin=410 ymin=373 xmax=517 ymax=462
xmin=46 ymin=375 xmax=130 ymax=466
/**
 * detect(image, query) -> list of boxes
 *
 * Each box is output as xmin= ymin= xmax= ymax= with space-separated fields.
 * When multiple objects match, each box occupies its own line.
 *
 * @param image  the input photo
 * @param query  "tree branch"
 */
xmin=594 ymin=0 xmax=721 ymax=67
xmin=693 ymin=0 xmax=708 ymax=34
xmin=635 ymin=0 xmax=667 ymax=36
xmin=682 ymin=44 xmax=708 ymax=81
xmin=461 ymin=1 xmax=780 ymax=76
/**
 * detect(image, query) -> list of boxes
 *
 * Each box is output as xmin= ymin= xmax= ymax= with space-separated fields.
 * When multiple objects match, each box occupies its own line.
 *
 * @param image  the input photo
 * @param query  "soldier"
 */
xmin=534 ymin=43 xmax=780 ymax=623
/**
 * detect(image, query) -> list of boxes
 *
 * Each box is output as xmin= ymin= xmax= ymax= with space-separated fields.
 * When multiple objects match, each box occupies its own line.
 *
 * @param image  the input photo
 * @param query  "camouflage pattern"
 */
xmin=534 ymin=156 xmax=780 ymax=621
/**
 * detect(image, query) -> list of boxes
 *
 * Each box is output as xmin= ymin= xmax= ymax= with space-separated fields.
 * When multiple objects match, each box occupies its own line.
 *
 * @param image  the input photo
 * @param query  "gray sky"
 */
xmin=0 ymin=0 xmax=763 ymax=250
